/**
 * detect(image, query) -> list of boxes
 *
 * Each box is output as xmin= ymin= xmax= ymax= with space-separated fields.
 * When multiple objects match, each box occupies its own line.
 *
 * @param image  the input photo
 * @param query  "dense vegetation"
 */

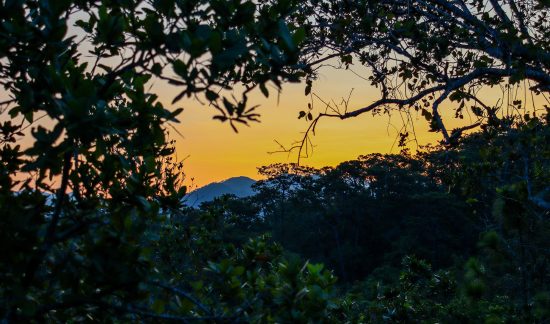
xmin=182 ymin=116 xmax=549 ymax=322
xmin=1 ymin=0 xmax=549 ymax=322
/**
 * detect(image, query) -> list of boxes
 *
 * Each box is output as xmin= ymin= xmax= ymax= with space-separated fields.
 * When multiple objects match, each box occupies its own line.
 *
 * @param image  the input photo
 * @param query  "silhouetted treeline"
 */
xmin=183 ymin=117 xmax=550 ymax=321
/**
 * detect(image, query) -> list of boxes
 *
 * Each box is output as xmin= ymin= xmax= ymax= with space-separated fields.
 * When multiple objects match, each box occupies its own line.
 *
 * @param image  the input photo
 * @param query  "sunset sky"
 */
xmin=1 ymin=11 xmax=543 ymax=190
xmin=154 ymin=63 xmax=486 ymax=188
xmin=2 ymin=58 xmax=543 ymax=189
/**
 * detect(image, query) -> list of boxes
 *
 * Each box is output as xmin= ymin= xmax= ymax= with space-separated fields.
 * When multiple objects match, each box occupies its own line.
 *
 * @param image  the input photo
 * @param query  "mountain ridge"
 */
xmin=184 ymin=176 xmax=256 ymax=207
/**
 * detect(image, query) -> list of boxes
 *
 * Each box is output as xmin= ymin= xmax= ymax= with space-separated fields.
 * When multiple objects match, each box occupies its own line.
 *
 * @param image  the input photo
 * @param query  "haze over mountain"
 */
xmin=184 ymin=176 xmax=256 ymax=207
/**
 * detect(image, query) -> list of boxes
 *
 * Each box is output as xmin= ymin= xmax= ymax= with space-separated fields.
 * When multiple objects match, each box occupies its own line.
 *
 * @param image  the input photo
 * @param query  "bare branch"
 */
xmin=339 ymin=84 xmax=446 ymax=119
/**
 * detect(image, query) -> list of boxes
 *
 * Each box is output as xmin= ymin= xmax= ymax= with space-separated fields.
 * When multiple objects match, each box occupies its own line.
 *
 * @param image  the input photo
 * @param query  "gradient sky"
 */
xmin=3 ymin=59 xmax=544 ymax=189
xmin=154 ymin=63 xmax=505 ymax=188
xmin=2 ymin=12 xmax=547 ymax=191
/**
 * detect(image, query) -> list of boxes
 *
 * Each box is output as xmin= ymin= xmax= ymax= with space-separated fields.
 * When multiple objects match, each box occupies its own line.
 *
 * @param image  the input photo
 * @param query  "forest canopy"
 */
xmin=0 ymin=0 xmax=549 ymax=322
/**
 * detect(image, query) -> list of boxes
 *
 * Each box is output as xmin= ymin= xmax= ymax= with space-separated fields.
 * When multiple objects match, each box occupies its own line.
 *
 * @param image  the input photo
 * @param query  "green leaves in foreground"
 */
xmin=0 ymin=0 xmax=308 ymax=321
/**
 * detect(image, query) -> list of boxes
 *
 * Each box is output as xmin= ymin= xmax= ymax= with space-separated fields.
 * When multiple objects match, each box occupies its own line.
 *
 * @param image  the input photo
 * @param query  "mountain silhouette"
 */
xmin=184 ymin=176 xmax=256 ymax=207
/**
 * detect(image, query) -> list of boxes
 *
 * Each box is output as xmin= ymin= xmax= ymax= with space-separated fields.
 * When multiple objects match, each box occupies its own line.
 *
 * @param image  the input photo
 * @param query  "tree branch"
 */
xmin=507 ymin=0 xmax=533 ymax=45
xmin=488 ymin=0 xmax=513 ymax=27
xmin=339 ymin=84 xmax=447 ymax=119
xmin=22 ymin=150 xmax=72 ymax=286
xmin=150 ymin=281 xmax=213 ymax=316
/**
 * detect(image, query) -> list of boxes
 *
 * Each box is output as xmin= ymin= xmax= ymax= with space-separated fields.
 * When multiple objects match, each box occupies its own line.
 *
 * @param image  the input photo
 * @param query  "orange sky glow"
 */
xmin=2 ymin=61 xmax=545 ymax=189
xmin=155 ymin=63 xmax=544 ymax=187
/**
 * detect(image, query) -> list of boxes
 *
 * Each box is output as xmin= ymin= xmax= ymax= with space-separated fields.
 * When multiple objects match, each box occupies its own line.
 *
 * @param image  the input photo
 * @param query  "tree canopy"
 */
xmin=1 ymin=0 xmax=549 ymax=322
xmin=291 ymin=0 xmax=550 ymax=147
xmin=0 ymin=0 xmax=307 ymax=321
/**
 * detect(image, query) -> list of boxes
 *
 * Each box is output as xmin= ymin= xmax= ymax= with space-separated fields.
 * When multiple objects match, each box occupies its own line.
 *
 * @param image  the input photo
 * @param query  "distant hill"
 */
xmin=184 ymin=176 xmax=256 ymax=207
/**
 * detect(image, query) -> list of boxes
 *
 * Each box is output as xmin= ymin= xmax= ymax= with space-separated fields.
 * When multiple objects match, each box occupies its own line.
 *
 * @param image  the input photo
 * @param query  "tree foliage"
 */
xmin=291 ymin=0 xmax=550 ymax=148
xmin=180 ymin=116 xmax=549 ymax=322
xmin=252 ymin=154 xmax=478 ymax=283
xmin=1 ymin=0 xmax=549 ymax=322
xmin=0 ymin=0 xmax=307 ymax=320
